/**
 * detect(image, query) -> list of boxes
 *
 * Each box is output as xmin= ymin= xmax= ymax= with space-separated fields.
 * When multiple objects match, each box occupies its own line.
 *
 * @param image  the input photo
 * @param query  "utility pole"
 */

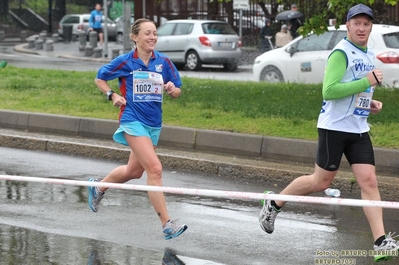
xmin=123 ymin=2 xmax=131 ymax=53
xmin=103 ymin=0 xmax=108 ymax=58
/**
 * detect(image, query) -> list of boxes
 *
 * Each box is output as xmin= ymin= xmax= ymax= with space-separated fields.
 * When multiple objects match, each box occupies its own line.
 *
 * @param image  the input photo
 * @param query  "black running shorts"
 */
xmin=92 ymin=28 xmax=103 ymax=34
xmin=316 ymin=128 xmax=375 ymax=171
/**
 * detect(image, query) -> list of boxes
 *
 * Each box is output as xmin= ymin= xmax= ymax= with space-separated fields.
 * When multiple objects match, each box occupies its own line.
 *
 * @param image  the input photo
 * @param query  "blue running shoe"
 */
xmin=88 ymin=178 xmax=105 ymax=213
xmin=163 ymin=219 xmax=188 ymax=240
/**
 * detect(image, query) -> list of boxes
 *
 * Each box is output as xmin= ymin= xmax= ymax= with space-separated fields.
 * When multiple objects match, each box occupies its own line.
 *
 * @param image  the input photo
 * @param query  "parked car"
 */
xmin=252 ymin=24 xmax=399 ymax=88
xmin=115 ymin=15 xmax=167 ymax=43
xmin=115 ymin=15 xmax=135 ymax=43
xmin=156 ymin=19 xmax=242 ymax=71
xmin=58 ymin=14 xmax=117 ymax=41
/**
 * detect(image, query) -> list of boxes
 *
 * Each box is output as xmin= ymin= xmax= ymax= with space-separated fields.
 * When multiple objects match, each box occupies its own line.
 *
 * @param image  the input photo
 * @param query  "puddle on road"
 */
xmin=0 ymin=224 xmax=225 ymax=265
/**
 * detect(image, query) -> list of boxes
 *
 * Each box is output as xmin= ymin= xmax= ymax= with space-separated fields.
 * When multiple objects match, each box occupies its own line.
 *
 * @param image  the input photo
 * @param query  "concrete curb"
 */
xmin=1 ymin=109 xmax=399 ymax=175
xmin=0 ymin=110 xmax=399 ymax=173
xmin=13 ymin=43 xmax=39 ymax=55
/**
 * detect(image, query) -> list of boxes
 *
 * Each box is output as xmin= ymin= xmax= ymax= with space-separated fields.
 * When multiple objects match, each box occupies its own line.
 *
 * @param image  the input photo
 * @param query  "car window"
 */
xmin=83 ymin=18 xmax=89 ymax=23
xmin=203 ymin=23 xmax=236 ymax=34
xmin=157 ymin=23 xmax=175 ymax=36
xmin=383 ymin=32 xmax=399 ymax=48
xmin=174 ymin=23 xmax=193 ymax=35
xmin=331 ymin=31 xmax=347 ymax=47
xmin=296 ymin=32 xmax=335 ymax=52
xmin=62 ymin=16 xmax=79 ymax=24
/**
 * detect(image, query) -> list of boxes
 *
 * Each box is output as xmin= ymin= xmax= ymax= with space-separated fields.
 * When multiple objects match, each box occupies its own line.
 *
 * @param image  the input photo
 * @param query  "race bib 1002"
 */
xmin=132 ymin=71 xmax=164 ymax=102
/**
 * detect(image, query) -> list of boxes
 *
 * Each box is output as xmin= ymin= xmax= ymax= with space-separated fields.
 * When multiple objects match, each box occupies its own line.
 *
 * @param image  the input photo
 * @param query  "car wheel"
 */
xmin=185 ymin=51 xmax=202 ymax=71
xmin=260 ymin=65 xmax=284 ymax=82
xmin=223 ymin=63 xmax=238 ymax=72
xmin=116 ymin=33 xmax=123 ymax=44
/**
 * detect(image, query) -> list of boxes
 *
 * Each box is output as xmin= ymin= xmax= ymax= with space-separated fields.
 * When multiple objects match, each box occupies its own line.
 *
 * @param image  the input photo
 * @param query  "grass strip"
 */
xmin=1 ymin=66 xmax=399 ymax=148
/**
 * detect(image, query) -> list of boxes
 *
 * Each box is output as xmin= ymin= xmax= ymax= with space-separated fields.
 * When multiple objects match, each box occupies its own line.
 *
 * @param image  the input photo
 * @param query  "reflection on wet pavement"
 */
xmin=0 ymin=223 xmax=227 ymax=265
xmin=162 ymin=248 xmax=185 ymax=265
xmin=0 ymin=224 xmax=162 ymax=264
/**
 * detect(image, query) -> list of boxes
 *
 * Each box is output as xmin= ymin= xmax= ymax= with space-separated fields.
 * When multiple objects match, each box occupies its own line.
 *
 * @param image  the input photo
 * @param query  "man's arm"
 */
xmin=89 ymin=12 xmax=94 ymax=28
xmin=322 ymin=50 xmax=370 ymax=100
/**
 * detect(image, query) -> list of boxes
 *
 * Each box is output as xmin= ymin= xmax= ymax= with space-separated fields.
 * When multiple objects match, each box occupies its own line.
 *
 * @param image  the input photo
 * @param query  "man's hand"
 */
xmin=370 ymin=100 xmax=382 ymax=114
xmin=367 ymin=69 xmax=383 ymax=86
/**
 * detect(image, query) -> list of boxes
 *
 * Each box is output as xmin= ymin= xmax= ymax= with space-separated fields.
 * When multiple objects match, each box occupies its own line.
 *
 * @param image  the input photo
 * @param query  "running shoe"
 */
xmin=373 ymin=232 xmax=399 ymax=262
xmin=88 ymin=178 xmax=105 ymax=213
xmin=259 ymin=191 xmax=281 ymax=234
xmin=163 ymin=219 xmax=188 ymax=240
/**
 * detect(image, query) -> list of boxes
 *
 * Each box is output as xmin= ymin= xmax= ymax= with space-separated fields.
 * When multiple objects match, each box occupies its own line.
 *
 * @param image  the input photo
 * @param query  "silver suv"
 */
xmin=156 ymin=19 xmax=242 ymax=71
xmin=58 ymin=14 xmax=117 ymax=41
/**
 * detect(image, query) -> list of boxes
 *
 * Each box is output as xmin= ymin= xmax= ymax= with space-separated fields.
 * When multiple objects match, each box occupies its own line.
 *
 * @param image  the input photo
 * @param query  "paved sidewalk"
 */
xmin=12 ymin=37 xmax=256 ymax=69
xmin=13 ymin=39 xmax=120 ymax=63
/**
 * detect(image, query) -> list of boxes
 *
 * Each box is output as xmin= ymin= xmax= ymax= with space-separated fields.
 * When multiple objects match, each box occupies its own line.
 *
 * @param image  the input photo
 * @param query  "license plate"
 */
xmin=218 ymin=42 xmax=232 ymax=48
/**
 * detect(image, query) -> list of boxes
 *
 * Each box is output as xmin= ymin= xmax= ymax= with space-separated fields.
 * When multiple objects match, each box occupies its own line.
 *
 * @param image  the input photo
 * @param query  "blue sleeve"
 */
xmin=168 ymin=64 xmax=182 ymax=88
xmin=89 ymin=11 xmax=94 ymax=28
xmin=162 ymin=58 xmax=182 ymax=88
xmin=96 ymin=56 xmax=128 ymax=81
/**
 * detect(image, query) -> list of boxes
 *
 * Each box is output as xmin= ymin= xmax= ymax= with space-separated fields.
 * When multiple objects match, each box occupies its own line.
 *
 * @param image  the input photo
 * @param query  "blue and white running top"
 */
xmin=317 ymin=38 xmax=376 ymax=134
xmin=96 ymin=49 xmax=181 ymax=128
xmin=89 ymin=10 xmax=103 ymax=29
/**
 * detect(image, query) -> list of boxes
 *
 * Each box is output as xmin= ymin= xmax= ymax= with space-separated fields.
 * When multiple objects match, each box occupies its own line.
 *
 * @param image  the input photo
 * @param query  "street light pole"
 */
xmin=102 ymin=0 xmax=108 ymax=58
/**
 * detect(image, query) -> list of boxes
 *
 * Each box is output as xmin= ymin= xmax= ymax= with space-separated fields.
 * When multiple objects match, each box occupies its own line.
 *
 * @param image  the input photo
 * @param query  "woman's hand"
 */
xmin=164 ymin=81 xmax=181 ymax=98
xmin=112 ymin=93 xmax=126 ymax=108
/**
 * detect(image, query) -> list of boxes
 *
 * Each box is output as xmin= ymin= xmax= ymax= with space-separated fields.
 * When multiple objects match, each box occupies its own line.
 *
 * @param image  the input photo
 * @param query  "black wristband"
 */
xmin=372 ymin=71 xmax=380 ymax=85
xmin=106 ymin=90 xmax=114 ymax=101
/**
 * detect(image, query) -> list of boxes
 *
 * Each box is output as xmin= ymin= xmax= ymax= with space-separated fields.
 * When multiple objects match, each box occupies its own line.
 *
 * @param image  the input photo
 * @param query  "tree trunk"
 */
xmin=54 ymin=0 xmax=66 ymax=21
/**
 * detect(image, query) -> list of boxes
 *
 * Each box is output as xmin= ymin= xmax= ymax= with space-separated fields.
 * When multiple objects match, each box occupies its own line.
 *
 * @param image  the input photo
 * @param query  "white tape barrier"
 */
xmin=1 ymin=175 xmax=399 ymax=209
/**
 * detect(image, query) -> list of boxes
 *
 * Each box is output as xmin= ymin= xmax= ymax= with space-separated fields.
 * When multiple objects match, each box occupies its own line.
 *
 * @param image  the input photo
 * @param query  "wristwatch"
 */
xmin=106 ymin=90 xmax=114 ymax=101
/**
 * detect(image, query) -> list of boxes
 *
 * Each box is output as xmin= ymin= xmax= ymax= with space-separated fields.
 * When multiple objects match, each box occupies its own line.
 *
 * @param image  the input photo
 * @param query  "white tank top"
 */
xmin=317 ymin=39 xmax=376 ymax=133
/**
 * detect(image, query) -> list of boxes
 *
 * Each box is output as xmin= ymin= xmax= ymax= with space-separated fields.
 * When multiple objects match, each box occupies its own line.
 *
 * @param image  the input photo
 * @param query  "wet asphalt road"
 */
xmin=0 ymin=147 xmax=399 ymax=265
